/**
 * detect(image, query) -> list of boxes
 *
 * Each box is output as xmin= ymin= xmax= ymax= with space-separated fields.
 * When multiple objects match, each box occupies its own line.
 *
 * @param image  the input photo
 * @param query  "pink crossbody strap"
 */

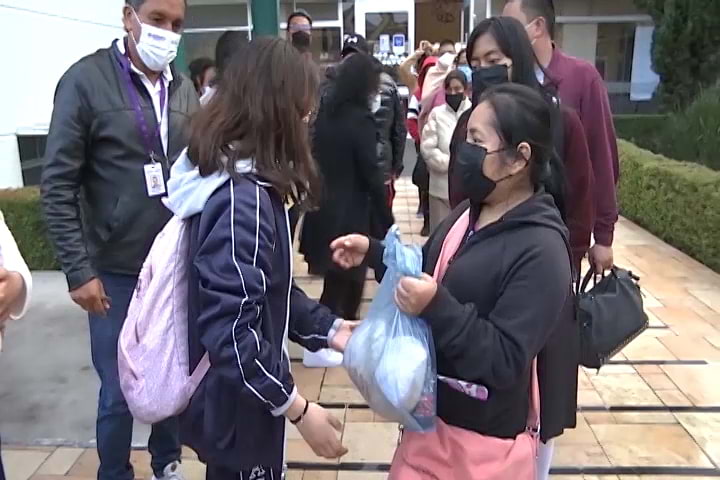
xmin=432 ymin=209 xmax=540 ymax=435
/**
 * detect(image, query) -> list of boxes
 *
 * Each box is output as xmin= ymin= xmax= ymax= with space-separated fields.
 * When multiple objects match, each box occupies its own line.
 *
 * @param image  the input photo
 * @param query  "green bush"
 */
xmin=618 ymin=140 xmax=720 ymax=272
xmin=658 ymin=85 xmax=720 ymax=171
xmin=614 ymin=114 xmax=667 ymax=153
xmin=613 ymin=84 xmax=720 ymax=171
xmin=0 ymin=187 xmax=59 ymax=271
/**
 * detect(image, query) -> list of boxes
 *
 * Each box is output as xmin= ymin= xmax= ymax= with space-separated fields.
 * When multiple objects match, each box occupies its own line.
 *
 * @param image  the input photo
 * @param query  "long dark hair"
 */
xmin=467 ymin=16 xmax=566 ymax=218
xmin=480 ymin=83 xmax=557 ymax=200
xmin=188 ymin=37 xmax=320 ymax=204
xmin=325 ymin=53 xmax=381 ymax=116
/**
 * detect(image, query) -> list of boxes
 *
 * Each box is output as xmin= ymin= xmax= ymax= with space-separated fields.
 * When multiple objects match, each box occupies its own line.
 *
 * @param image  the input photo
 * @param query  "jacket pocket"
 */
xmin=101 ymin=195 xmax=132 ymax=244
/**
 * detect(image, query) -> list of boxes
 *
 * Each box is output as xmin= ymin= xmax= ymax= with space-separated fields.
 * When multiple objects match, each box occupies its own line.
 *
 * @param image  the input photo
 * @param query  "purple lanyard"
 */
xmin=119 ymin=53 xmax=167 ymax=162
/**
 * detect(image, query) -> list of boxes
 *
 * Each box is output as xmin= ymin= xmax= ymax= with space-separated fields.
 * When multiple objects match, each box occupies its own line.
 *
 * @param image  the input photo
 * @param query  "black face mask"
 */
xmin=446 ymin=93 xmax=465 ymax=112
xmin=291 ymin=31 xmax=311 ymax=50
xmin=457 ymin=141 xmax=522 ymax=204
xmin=471 ymin=64 xmax=510 ymax=106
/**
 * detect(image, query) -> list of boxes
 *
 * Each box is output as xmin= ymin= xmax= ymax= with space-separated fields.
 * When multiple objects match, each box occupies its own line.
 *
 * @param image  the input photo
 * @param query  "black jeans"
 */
xmin=319 ymin=268 xmax=366 ymax=320
xmin=206 ymin=463 xmax=283 ymax=480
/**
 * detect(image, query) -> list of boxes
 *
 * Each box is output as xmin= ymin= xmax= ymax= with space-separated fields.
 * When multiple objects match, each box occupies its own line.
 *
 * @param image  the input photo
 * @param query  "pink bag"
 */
xmin=118 ymin=216 xmax=210 ymax=424
xmin=388 ymin=209 xmax=540 ymax=479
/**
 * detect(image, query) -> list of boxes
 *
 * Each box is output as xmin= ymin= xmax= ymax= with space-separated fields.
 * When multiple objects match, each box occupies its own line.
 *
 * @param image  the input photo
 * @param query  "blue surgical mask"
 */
xmin=458 ymin=65 xmax=472 ymax=83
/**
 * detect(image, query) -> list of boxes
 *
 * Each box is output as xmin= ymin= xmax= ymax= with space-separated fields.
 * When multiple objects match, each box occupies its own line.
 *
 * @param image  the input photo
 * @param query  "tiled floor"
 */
xmin=6 ymin=179 xmax=720 ymax=480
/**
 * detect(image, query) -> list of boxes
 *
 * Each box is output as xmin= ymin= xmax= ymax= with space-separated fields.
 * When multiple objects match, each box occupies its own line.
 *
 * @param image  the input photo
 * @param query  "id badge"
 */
xmin=144 ymin=163 xmax=166 ymax=197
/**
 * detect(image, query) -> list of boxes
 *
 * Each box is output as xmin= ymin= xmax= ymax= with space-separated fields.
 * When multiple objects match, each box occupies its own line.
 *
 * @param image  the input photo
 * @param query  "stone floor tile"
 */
xmin=586 ymin=364 xmax=637 ymax=375
xmin=35 ymin=448 xmax=84 ymax=476
xmin=302 ymin=472 xmax=338 ymax=480
xmin=551 ymin=444 xmax=610 ymax=467
xmin=556 ymin=414 xmax=598 ymax=446
xmin=660 ymin=336 xmax=720 ymax=361
xmin=129 ymin=450 xmax=153 ymax=478
xmin=577 ymin=388 xmax=605 ymax=407
xmin=2 ymin=450 xmax=52 ymax=480
xmin=639 ymin=372 xmax=677 ymax=391
xmin=620 ymin=337 xmax=677 ymax=361
xmin=655 ymin=388 xmax=693 ymax=407
xmin=289 ymin=341 xmax=304 ymax=359
xmin=578 ymin=369 xmax=594 ymax=390
xmin=181 ymin=447 xmax=199 ymax=460
xmin=337 ymin=473 xmax=387 ymax=480
xmin=676 ymin=413 xmax=720 ymax=464
xmin=634 ymin=365 xmax=663 ymax=375
xmin=663 ymin=365 xmax=720 ymax=405
xmin=286 ymin=439 xmax=339 ymax=465
xmin=324 ymin=368 xmax=353 ymax=386
xmin=611 ymin=411 xmax=677 ymax=424
xmin=345 ymin=408 xmax=375 ymax=423
xmin=30 ymin=476 xmax=94 ymax=480
xmin=690 ymin=289 xmax=720 ymax=313
xmin=583 ymin=412 xmax=617 ymax=425
xmin=341 ymin=423 xmax=399 ymax=463
xmin=67 ymin=450 xmax=99 ymax=478
xmin=286 ymin=471 xmax=304 ymax=480
xmin=592 ymin=424 xmax=713 ymax=467
xmin=180 ymin=459 xmax=206 ymax=480
xmin=293 ymin=365 xmax=326 ymax=402
xmin=319 ymin=386 xmax=365 ymax=404
xmin=590 ymin=373 xmax=662 ymax=406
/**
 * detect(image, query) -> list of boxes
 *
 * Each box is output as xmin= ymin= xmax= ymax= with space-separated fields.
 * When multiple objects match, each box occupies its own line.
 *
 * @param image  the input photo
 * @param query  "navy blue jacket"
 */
xmin=181 ymin=174 xmax=338 ymax=471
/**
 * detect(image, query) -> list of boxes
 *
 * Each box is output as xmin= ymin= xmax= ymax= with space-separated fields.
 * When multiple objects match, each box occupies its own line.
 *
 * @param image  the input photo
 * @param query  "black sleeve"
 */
xmin=420 ymin=238 xmax=571 ymax=390
xmin=390 ymin=89 xmax=407 ymax=177
xmin=288 ymin=282 xmax=339 ymax=351
xmin=40 ymin=67 xmax=94 ymax=291
xmin=354 ymin=113 xmax=394 ymax=230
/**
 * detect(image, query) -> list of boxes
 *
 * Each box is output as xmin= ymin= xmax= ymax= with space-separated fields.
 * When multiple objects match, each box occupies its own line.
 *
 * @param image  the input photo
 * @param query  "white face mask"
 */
xmin=130 ymin=9 xmax=181 ymax=72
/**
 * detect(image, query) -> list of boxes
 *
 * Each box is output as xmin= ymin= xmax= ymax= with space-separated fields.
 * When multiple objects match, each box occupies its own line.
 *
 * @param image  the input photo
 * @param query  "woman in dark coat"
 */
xmin=300 ymin=53 xmax=394 ymax=320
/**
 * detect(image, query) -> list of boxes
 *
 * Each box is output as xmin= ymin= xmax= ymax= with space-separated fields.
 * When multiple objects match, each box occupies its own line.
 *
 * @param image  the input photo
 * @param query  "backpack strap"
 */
xmin=190 ymin=352 xmax=211 ymax=387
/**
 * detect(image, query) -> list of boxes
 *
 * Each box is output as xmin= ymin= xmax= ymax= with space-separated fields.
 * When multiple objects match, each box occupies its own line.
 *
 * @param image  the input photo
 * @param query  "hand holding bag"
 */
xmin=577 ymin=266 xmax=648 ymax=369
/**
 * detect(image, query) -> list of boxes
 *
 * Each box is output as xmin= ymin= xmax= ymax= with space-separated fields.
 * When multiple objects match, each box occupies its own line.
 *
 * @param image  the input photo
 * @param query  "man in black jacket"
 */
xmin=40 ymin=1 xmax=199 ymax=479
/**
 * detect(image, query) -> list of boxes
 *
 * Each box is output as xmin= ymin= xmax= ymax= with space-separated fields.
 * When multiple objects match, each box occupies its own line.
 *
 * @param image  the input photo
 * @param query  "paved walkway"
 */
xmin=5 ymin=179 xmax=720 ymax=480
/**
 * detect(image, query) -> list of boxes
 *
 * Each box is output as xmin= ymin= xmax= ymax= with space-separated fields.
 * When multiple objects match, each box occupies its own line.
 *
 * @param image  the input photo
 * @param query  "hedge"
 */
xmin=618 ymin=139 xmax=720 ymax=272
xmin=613 ymin=114 xmax=668 ymax=153
xmin=0 ymin=187 xmax=59 ymax=271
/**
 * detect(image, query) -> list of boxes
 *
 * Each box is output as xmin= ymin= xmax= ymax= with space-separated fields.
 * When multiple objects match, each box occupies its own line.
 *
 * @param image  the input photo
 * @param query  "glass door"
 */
xmin=354 ymin=0 xmax=415 ymax=66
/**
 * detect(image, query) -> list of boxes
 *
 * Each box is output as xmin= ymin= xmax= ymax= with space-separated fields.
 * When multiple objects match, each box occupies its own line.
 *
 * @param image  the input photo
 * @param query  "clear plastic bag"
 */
xmin=343 ymin=227 xmax=436 ymax=432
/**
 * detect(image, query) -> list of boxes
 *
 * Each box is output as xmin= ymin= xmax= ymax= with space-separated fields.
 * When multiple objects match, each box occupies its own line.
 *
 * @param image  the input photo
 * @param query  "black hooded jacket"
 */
xmin=367 ymin=192 xmax=573 ymax=438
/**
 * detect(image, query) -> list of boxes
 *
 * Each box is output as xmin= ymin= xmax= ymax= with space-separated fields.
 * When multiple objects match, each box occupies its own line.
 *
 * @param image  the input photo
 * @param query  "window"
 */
xmin=595 ymin=23 xmax=636 ymax=93
xmin=184 ymin=1 xmax=252 ymax=67
xmin=365 ymin=12 xmax=409 ymax=55
xmin=280 ymin=0 xmax=344 ymax=66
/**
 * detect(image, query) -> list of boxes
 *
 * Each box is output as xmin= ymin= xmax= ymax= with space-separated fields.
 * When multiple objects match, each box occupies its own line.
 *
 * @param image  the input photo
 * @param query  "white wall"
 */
xmin=560 ymin=23 xmax=598 ymax=64
xmin=0 ymin=1 xmax=125 ymax=188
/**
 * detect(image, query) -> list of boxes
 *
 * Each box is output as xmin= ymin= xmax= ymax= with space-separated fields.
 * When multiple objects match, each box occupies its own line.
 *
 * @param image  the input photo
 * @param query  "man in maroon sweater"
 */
xmin=503 ymin=0 xmax=618 ymax=273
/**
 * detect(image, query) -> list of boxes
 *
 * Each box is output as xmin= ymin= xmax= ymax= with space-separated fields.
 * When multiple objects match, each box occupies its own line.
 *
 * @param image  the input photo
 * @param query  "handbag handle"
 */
xmin=578 ymin=265 xmax=618 ymax=294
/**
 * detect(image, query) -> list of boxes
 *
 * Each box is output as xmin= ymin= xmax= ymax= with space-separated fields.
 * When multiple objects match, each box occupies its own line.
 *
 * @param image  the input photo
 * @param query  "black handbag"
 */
xmin=577 ymin=266 xmax=649 ymax=369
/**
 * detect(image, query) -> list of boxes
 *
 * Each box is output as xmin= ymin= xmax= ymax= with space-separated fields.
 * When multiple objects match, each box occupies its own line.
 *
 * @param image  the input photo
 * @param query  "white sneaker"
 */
xmin=302 ymin=348 xmax=343 ymax=368
xmin=151 ymin=461 xmax=184 ymax=480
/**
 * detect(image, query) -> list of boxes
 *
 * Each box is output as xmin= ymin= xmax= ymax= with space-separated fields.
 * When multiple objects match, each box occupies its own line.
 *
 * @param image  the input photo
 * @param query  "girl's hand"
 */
xmin=330 ymin=235 xmax=370 ymax=270
xmin=395 ymin=274 xmax=438 ymax=316
xmin=329 ymin=320 xmax=360 ymax=353
xmin=295 ymin=402 xmax=348 ymax=459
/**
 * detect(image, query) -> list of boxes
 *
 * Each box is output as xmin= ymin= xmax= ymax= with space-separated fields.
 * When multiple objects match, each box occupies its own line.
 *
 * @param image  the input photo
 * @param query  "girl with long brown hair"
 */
xmin=166 ymin=37 xmax=354 ymax=480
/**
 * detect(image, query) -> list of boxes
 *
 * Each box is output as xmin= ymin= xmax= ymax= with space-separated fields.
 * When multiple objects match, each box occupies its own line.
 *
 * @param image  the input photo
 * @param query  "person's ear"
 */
xmin=122 ymin=6 xmax=133 ymax=34
xmin=516 ymin=142 xmax=532 ymax=167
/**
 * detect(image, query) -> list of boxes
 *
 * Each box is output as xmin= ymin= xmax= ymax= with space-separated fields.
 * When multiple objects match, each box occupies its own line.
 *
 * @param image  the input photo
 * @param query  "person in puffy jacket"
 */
xmin=421 ymin=70 xmax=471 ymax=230
xmin=177 ymin=38 xmax=355 ymax=479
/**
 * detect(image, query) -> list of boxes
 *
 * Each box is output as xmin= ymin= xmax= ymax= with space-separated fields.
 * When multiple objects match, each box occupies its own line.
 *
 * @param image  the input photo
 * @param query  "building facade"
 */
xmin=0 ymin=0 xmax=658 ymax=188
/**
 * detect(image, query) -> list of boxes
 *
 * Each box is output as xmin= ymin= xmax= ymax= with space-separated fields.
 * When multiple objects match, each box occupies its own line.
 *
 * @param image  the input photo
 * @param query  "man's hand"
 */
xmin=70 ymin=278 xmax=111 ymax=316
xmin=588 ymin=244 xmax=614 ymax=273
xmin=0 ymin=268 xmax=25 ymax=327
xmin=329 ymin=320 xmax=360 ymax=353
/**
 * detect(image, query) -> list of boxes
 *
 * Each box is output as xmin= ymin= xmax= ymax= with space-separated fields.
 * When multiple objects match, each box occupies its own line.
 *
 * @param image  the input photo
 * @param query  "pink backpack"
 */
xmin=118 ymin=216 xmax=210 ymax=424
